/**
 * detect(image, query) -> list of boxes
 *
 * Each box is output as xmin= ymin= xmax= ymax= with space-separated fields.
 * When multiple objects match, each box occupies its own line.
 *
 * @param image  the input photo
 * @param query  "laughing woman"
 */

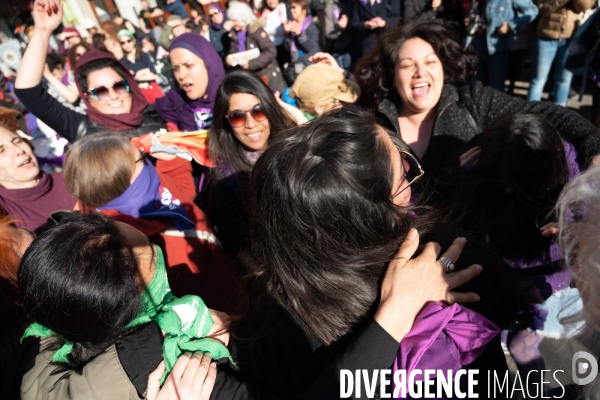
xmin=155 ymin=33 xmax=225 ymax=132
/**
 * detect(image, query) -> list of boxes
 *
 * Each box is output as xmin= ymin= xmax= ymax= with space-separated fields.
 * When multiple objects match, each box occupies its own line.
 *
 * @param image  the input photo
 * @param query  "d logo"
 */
xmin=572 ymin=351 xmax=598 ymax=385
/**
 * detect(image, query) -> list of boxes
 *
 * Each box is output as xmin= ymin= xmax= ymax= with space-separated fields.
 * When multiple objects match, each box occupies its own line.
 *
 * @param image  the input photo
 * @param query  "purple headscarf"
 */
xmin=208 ymin=3 xmax=228 ymax=30
xmin=155 ymin=33 xmax=225 ymax=131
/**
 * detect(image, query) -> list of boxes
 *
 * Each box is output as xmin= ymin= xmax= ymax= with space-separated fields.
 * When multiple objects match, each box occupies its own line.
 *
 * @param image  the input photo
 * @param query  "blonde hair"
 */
xmin=557 ymin=166 xmax=600 ymax=397
xmin=64 ymin=132 xmax=136 ymax=207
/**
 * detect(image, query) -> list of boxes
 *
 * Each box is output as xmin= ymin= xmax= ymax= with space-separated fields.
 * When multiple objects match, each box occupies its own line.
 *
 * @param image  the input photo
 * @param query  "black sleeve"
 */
xmin=466 ymin=82 xmax=600 ymax=168
xmin=14 ymin=83 xmax=83 ymax=143
xmin=143 ymin=52 xmax=157 ymax=74
xmin=115 ymin=322 xmax=164 ymax=398
xmin=210 ymin=320 xmax=399 ymax=400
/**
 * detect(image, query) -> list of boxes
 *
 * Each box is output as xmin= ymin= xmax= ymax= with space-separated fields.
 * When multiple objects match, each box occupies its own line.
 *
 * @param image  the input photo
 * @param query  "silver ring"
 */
xmin=441 ymin=257 xmax=455 ymax=272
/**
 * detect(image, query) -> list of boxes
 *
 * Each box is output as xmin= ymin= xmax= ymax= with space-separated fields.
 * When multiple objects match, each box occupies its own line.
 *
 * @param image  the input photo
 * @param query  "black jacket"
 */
xmin=15 ymin=83 xmax=166 ymax=143
xmin=376 ymin=81 xmax=600 ymax=178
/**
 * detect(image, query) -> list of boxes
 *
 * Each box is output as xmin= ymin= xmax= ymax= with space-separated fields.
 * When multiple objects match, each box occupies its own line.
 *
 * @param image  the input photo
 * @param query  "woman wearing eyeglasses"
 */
xmin=207 ymin=3 xmax=234 ymax=60
xmin=15 ymin=0 xmax=167 ymax=143
xmin=118 ymin=29 xmax=163 ymax=105
xmin=63 ymin=132 xmax=242 ymax=312
xmin=207 ymin=106 xmax=517 ymax=398
xmin=201 ymin=69 xmax=296 ymax=258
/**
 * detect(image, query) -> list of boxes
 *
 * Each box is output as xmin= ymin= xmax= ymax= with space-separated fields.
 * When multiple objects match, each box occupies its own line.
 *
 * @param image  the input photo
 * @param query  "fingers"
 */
xmin=459 ymin=146 xmax=481 ymax=168
xmin=170 ymin=352 xmax=192 ymax=384
xmin=540 ymin=222 xmax=558 ymax=237
xmin=445 ymin=263 xmax=483 ymax=290
xmin=438 ymin=237 xmax=467 ymax=267
xmin=201 ymin=363 xmax=218 ymax=400
xmin=446 ymin=290 xmax=480 ymax=304
xmin=392 ymin=228 xmax=420 ymax=263
xmin=180 ymin=352 xmax=205 ymax=388
xmin=191 ymin=353 xmax=212 ymax=392
xmin=420 ymin=240 xmax=442 ymax=261
xmin=146 ymin=360 xmax=165 ymax=400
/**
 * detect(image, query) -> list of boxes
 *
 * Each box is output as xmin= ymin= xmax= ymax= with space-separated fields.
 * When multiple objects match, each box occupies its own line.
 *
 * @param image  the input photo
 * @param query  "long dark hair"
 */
xmin=209 ymin=70 xmax=295 ymax=179
xmin=67 ymin=41 xmax=91 ymax=70
xmin=465 ymin=111 xmax=570 ymax=262
xmin=355 ymin=18 xmax=477 ymax=108
xmin=247 ymin=107 xmax=412 ymax=344
xmin=18 ymin=213 xmax=142 ymax=369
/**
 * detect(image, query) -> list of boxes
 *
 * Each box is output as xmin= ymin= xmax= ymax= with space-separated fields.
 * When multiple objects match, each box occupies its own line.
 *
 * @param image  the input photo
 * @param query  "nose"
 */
xmin=414 ymin=62 xmax=425 ymax=77
xmin=108 ymin=87 xmax=120 ymax=100
xmin=245 ymin=111 xmax=257 ymax=127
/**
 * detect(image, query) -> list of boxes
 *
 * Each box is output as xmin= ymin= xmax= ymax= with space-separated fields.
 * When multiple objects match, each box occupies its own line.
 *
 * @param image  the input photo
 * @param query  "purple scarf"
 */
xmin=290 ymin=15 xmax=313 ymax=53
xmin=237 ymin=28 xmax=247 ymax=52
xmin=155 ymin=33 xmax=225 ymax=131
xmin=392 ymin=302 xmax=499 ymax=399
xmin=97 ymin=159 xmax=195 ymax=231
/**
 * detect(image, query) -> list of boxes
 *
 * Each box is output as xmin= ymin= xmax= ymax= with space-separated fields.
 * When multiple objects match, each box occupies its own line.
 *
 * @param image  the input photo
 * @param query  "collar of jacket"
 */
xmin=376 ymin=83 xmax=460 ymax=137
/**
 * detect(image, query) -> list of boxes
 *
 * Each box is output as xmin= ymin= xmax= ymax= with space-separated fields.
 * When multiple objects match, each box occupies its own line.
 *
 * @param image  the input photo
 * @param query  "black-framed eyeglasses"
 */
xmin=391 ymin=146 xmax=424 ymax=199
xmin=120 ymin=38 xmax=133 ymax=45
xmin=87 ymin=79 xmax=130 ymax=101
xmin=226 ymin=104 xmax=268 ymax=128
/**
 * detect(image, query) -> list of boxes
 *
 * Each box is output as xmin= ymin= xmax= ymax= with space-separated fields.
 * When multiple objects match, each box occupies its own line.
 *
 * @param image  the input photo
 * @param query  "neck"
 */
xmin=397 ymin=106 xmax=435 ymax=124
xmin=0 ymin=176 xmax=40 ymax=190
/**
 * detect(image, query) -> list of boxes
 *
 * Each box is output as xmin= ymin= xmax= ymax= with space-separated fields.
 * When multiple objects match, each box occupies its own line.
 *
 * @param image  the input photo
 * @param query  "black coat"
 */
xmin=376 ymin=81 xmax=600 ymax=178
xmin=349 ymin=0 xmax=401 ymax=57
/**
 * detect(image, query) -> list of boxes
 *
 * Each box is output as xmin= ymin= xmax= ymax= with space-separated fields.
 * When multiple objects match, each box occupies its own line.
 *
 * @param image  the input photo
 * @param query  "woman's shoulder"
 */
xmin=20 ymin=337 xmax=139 ymax=400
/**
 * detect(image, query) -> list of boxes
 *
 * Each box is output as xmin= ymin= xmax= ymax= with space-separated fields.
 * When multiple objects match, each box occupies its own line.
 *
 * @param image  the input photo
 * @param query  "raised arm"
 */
xmin=16 ymin=0 xmax=63 ymax=91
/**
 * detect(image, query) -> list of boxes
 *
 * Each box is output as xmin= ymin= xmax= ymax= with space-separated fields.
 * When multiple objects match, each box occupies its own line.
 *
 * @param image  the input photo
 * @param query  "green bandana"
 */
xmin=23 ymin=245 xmax=233 ymax=383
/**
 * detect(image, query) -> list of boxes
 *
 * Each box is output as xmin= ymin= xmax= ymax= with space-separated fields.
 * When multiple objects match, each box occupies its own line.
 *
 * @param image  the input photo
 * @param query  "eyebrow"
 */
xmin=398 ymin=53 xmax=437 ymax=62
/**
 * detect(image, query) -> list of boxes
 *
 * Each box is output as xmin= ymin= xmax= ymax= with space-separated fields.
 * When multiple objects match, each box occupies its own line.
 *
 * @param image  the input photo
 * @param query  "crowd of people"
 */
xmin=1 ymin=0 xmax=600 ymax=399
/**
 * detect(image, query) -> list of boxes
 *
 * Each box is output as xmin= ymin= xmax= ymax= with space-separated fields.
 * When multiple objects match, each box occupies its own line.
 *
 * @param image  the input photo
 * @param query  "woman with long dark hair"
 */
xmin=203 ymin=69 xmax=297 ymax=257
xmin=210 ymin=107 xmax=517 ymax=398
xmin=460 ymin=112 xmax=580 ymax=393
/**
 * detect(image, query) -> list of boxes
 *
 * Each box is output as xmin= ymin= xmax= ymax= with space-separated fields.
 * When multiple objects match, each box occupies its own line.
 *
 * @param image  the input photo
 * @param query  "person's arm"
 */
xmin=538 ymin=0 xmax=570 ymax=15
xmin=155 ymin=157 xmax=196 ymax=204
xmin=16 ymin=0 xmax=62 ymax=91
xmin=248 ymin=28 xmax=277 ymax=71
xmin=349 ymin=0 xmax=367 ymax=33
xmin=42 ymin=65 xmax=80 ymax=103
xmin=467 ymin=82 xmax=600 ymax=168
xmin=509 ymin=0 xmax=539 ymax=32
xmin=297 ymin=24 xmax=321 ymax=64
xmin=323 ymin=5 xmax=342 ymax=40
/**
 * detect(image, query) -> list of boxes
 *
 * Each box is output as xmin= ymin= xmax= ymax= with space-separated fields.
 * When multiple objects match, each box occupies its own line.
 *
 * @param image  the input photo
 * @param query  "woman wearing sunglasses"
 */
xmin=118 ymin=29 xmax=163 ymax=104
xmin=15 ymin=0 xmax=166 ymax=143
xmin=155 ymin=33 xmax=225 ymax=132
xmin=202 ymin=69 xmax=296 ymax=258
xmin=207 ymin=106 xmax=517 ymax=398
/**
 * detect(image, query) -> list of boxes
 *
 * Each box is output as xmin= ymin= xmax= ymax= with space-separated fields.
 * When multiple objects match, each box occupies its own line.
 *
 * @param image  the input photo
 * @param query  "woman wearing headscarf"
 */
xmin=207 ymin=3 xmax=234 ymax=60
xmin=155 ymin=33 xmax=226 ymax=132
xmin=15 ymin=1 xmax=166 ymax=142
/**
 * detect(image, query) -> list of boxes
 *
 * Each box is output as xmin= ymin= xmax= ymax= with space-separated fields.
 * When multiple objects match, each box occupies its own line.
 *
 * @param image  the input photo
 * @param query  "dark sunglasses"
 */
xmin=87 ymin=79 xmax=130 ymax=101
xmin=391 ymin=146 xmax=424 ymax=199
xmin=209 ymin=9 xmax=220 ymax=16
xmin=226 ymin=104 xmax=268 ymax=128
xmin=120 ymin=38 xmax=133 ymax=45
